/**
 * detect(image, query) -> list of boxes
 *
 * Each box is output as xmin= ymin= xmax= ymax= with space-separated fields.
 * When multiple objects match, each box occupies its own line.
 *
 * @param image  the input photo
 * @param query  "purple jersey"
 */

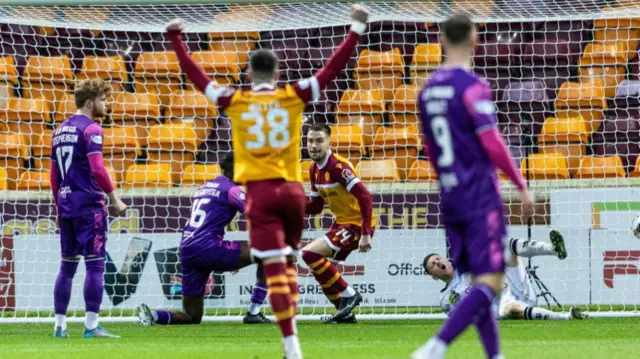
xmin=181 ymin=176 xmax=245 ymax=245
xmin=419 ymin=67 xmax=502 ymax=222
xmin=50 ymin=115 xmax=106 ymax=218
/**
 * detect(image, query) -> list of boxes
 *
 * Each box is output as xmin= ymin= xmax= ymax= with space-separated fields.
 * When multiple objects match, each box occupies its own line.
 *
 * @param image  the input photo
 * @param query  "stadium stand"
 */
xmin=0 ymin=2 xmax=638 ymax=189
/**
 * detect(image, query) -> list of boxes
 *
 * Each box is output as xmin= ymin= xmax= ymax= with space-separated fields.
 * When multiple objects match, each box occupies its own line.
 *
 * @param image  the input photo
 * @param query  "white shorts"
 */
xmin=497 ymin=261 xmax=537 ymax=318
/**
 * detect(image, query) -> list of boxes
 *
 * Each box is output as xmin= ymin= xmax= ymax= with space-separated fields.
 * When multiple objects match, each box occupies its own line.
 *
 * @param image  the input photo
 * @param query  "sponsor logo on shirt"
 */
xmin=474 ymin=100 xmax=495 ymax=115
xmin=91 ymin=135 xmax=103 ymax=144
xmin=342 ymin=169 xmax=356 ymax=183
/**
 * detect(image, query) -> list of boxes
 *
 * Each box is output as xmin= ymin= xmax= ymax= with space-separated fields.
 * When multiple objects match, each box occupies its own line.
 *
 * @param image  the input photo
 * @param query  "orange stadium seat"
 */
xmin=17 ymin=170 xmax=50 ymax=191
xmin=538 ymin=116 xmax=589 ymax=176
xmin=122 ymin=163 xmax=172 ymax=188
xmin=146 ymin=123 xmax=198 ymax=184
xmin=631 ymin=157 xmax=640 ymax=178
xmin=328 ymin=125 xmax=363 ymax=168
xmin=54 ymin=94 xmax=75 ymax=123
xmin=134 ymin=51 xmax=182 ymax=107
xmin=0 ymin=97 xmax=50 ymax=147
xmin=32 ymin=129 xmax=53 ymax=171
xmin=594 ymin=7 xmax=640 ymax=54
xmin=580 ymin=42 xmax=629 ymax=67
xmin=371 ymin=125 xmax=421 ymax=180
xmin=355 ymin=48 xmax=404 ymax=101
xmin=190 ymin=51 xmax=241 ymax=86
xmin=356 ymin=159 xmax=400 ymax=183
xmin=23 ymin=55 xmax=73 ymax=111
xmin=165 ymin=90 xmax=217 ymax=145
xmin=0 ymin=167 xmax=8 ymax=190
xmin=411 ymin=44 xmax=442 ymax=86
xmin=210 ymin=37 xmax=257 ymax=69
xmin=181 ymin=163 xmax=222 ymax=186
xmin=575 ymin=155 xmax=625 ymax=179
xmin=407 ymin=159 xmax=438 ymax=181
xmin=335 ymin=89 xmax=384 ymax=148
xmin=110 ymin=92 xmax=161 ymax=147
xmin=77 ymin=55 xmax=128 ymax=94
xmin=389 ymin=85 xmax=419 ymax=128
xmin=103 ymin=126 xmax=140 ymax=185
xmin=0 ymin=133 xmax=28 ymax=189
xmin=555 ymin=82 xmax=606 ymax=134
xmin=520 ymin=153 xmax=570 ymax=180
xmin=0 ymin=56 xmax=17 ymax=109
xmin=300 ymin=160 xmax=312 ymax=183
xmin=578 ymin=66 xmax=625 ymax=99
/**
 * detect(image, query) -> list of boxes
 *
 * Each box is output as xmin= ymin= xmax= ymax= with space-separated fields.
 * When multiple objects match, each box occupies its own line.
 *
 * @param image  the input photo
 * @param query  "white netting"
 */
xmin=1 ymin=0 xmax=640 ymax=322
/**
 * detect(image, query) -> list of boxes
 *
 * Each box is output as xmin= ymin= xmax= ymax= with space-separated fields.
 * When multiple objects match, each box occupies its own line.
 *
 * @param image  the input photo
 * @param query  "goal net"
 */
xmin=1 ymin=0 xmax=640 ymax=323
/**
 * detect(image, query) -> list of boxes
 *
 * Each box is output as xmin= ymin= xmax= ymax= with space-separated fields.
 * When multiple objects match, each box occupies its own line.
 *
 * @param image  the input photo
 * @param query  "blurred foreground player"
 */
xmin=136 ymin=153 xmax=270 ymax=326
xmin=303 ymin=123 xmax=375 ymax=324
xmin=424 ymin=230 xmax=587 ymax=320
xmin=166 ymin=5 xmax=368 ymax=358
xmin=51 ymin=79 xmax=127 ymax=339
xmin=412 ymin=14 xmax=534 ymax=359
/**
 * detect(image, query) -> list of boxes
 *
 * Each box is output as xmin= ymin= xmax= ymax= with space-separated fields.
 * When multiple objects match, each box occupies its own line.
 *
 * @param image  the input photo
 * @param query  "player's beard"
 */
xmin=93 ymin=107 xmax=106 ymax=119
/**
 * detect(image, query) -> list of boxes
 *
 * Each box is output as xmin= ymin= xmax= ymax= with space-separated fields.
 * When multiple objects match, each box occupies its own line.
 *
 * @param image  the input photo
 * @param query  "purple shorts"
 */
xmin=59 ymin=209 xmax=108 ymax=258
xmin=180 ymin=238 xmax=242 ymax=297
xmin=445 ymin=208 xmax=507 ymax=276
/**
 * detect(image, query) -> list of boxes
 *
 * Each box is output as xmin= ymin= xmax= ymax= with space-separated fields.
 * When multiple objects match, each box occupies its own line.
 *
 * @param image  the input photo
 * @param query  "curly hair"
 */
xmin=74 ymin=78 xmax=111 ymax=109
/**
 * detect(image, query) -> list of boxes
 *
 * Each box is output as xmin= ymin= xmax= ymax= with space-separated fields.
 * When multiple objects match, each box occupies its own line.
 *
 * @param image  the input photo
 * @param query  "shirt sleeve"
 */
xmin=84 ymin=123 xmax=103 ymax=155
xmin=306 ymin=164 xmax=325 ymax=215
xmin=462 ymin=81 xmax=498 ymax=134
xmin=228 ymin=186 xmax=246 ymax=214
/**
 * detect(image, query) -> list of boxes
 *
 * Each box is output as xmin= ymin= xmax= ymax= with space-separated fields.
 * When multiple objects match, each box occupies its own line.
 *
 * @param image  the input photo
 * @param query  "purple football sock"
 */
xmin=437 ymin=283 xmax=496 ymax=345
xmin=474 ymin=303 xmax=501 ymax=359
xmin=84 ymin=257 xmax=105 ymax=314
xmin=154 ymin=310 xmax=172 ymax=324
xmin=54 ymin=259 xmax=79 ymax=315
xmin=251 ymin=282 xmax=267 ymax=304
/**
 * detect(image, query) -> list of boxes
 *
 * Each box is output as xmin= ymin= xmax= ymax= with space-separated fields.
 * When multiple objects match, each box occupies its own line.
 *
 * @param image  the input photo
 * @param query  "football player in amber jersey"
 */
xmin=303 ymin=123 xmax=375 ymax=324
xmin=166 ymin=6 xmax=369 ymax=358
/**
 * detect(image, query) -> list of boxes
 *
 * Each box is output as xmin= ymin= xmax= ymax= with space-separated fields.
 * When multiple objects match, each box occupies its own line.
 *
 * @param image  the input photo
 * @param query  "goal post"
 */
xmin=1 ymin=0 xmax=640 ymax=323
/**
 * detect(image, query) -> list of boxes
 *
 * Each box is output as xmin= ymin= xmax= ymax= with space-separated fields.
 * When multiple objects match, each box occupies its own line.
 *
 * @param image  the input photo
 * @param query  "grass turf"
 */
xmin=1 ymin=318 xmax=638 ymax=358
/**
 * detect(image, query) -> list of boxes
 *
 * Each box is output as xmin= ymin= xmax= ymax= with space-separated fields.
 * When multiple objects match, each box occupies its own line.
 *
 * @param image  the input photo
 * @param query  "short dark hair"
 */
xmin=423 ymin=253 xmax=438 ymax=275
xmin=250 ymin=49 xmax=279 ymax=76
xmin=308 ymin=123 xmax=331 ymax=136
xmin=220 ymin=152 xmax=234 ymax=178
xmin=441 ymin=13 xmax=474 ymax=46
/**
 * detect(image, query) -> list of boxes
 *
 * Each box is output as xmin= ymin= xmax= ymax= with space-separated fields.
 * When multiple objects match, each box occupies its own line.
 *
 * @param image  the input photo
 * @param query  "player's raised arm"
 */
xmin=463 ymin=82 xmax=534 ymax=217
xmin=306 ymin=165 xmax=325 ymax=215
xmin=293 ymin=4 xmax=369 ymax=103
xmin=166 ymin=19 xmax=235 ymax=108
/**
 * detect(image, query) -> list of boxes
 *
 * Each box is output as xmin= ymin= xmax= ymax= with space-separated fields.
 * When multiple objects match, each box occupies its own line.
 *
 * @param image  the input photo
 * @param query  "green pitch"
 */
xmin=2 ymin=318 xmax=639 ymax=358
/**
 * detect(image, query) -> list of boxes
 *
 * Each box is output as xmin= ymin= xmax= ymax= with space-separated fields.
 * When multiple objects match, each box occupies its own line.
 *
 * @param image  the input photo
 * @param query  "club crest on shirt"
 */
xmin=342 ymin=169 xmax=356 ymax=183
xmin=91 ymin=135 xmax=103 ymax=144
xmin=324 ymin=172 xmax=330 ymax=181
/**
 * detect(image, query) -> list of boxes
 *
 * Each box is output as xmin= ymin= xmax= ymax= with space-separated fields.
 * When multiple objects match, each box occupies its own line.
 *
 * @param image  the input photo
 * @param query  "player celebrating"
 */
xmin=412 ymin=14 xmax=534 ymax=359
xmin=424 ymin=231 xmax=587 ymax=321
xmin=302 ymin=123 xmax=374 ymax=324
xmin=136 ymin=153 xmax=271 ymax=326
xmin=51 ymin=79 xmax=127 ymax=339
xmin=166 ymin=5 xmax=368 ymax=358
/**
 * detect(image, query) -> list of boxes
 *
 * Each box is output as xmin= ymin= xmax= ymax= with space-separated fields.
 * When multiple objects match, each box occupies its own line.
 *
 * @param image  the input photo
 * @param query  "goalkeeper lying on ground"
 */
xmin=423 ymin=230 xmax=587 ymax=320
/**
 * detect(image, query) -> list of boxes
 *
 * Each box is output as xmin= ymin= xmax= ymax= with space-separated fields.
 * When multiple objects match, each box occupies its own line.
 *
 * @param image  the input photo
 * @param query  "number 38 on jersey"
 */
xmin=241 ymin=102 xmax=291 ymax=152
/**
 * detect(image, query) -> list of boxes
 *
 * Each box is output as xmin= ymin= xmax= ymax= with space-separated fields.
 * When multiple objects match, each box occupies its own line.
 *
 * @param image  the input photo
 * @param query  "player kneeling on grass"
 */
xmin=302 ymin=123 xmax=375 ymax=324
xmin=424 ymin=230 xmax=587 ymax=320
xmin=137 ymin=153 xmax=271 ymax=325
